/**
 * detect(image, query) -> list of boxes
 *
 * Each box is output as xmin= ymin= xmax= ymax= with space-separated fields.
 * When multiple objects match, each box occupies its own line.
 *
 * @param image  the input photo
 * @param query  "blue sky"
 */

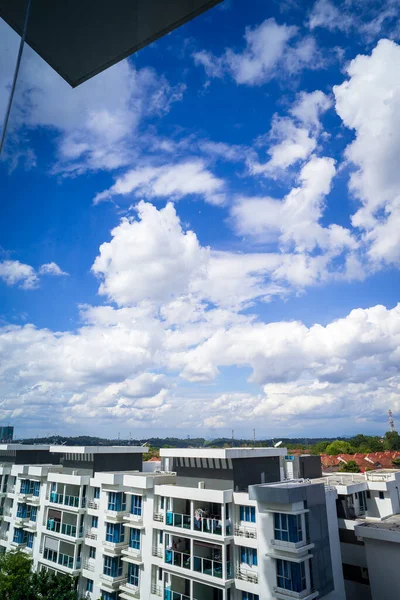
xmin=1 ymin=0 xmax=400 ymax=440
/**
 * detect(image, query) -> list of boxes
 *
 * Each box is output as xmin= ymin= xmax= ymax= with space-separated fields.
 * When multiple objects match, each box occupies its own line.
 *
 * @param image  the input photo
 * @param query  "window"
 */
xmin=101 ymin=593 xmax=117 ymax=600
xmin=366 ymin=490 xmax=371 ymax=499
xmin=274 ymin=513 xmax=303 ymax=543
xmin=89 ymin=547 xmax=96 ymax=559
xmin=13 ymin=528 xmax=27 ymax=544
xmin=242 ymin=594 xmax=259 ymax=600
xmin=240 ymin=547 xmax=258 ymax=567
xmin=239 ymin=506 xmax=256 ymax=523
xmin=91 ymin=516 xmax=98 ymax=528
xmin=108 ymin=492 xmax=126 ymax=512
xmin=32 ymin=481 xmax=40 ymax=497
xmin=87 ymin=579 xmax=93 ymax=592
xmin=128 ymin=563 xmax=139 ymax=587
xmin=106 ymin=522 xmax=124 ymax=544
xmin=94 ymin=487 xmax=100 ymax=499
xmin=359 ymin=490 xmax=367 ymax=513
xmin=160 ymin=496 xmax=165 ymax=510
xmin=27 ymin=533 xmax=34 ymax=549
xmin=131 ymin=494 xmax=142 ymax=516
xmin=103 ymin=556 xmax=123 ymax=578
xmin=129 ymin=528 xmax=141 ymax=550
xmin=30 ymin=506 xmax=37 ymax=522
xmin=277 ymin=559 xmax=306 ymax=592
xmin=159 ymin=530 xmax=163 ymax=544
xmin=43 ymin=548 xmax=57 ymax=562
xmin=16 ymin=503 xmax=27 ymax=518
xmin=379 ymin=491 xmax=385 ymax=500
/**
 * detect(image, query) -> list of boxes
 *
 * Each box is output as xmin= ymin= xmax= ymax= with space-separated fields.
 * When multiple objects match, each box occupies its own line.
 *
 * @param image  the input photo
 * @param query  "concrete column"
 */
xmin=190 ymin=500 xmax=194 ymax=531
xmin=190 ymin=537 xmax=194 ymax=571
xmin=222 ymin=542 xmax=226 ymax=580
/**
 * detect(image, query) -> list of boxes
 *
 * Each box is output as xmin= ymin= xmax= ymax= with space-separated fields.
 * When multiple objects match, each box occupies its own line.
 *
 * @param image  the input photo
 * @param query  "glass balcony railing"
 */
xmin=193 ymin=556 xmax=223 ymax=578
xmin=164 ymin=589 xmax=190 ymax=600
xmin=166 ymin=512 xmax=191 ymax=529
xmin=193 ymin=516 xmax=223 ymax=535
xmin=43 ymin=549 xmax=77 ymax=570
xmin=49 ymin=492 xmax=86 ymax=508
xmin=165 ymin=549 xmax=191 ymax=569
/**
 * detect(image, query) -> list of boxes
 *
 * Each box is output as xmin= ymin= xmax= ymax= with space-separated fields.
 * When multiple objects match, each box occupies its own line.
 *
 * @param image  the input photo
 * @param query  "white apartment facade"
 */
xmin=0 ymin=445 xmax=346 ymax=600
xmin=317 ymin=469 xmax=400 ymax=600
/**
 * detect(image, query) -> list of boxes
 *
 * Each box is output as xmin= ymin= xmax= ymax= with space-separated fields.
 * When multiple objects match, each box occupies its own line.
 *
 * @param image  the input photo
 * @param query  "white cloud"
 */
xmin=334 ymin=39 xmax=400 ymax=264
xmin=0 ymin=260 xmax=39 ymax=289
xmin=193 ymin=18 xmax=321 ymax=86
xmin=248 ymin=91 xmax=332 ymax=176
xmin=0 ymin=19 xmax=184 ymax=174
xmin=39 ymin=263 xmax=69 ymax=277
xmin=233 ymin=155 xmax=356 ymax=258
xmin=307 ymin=0 xmax=353 ymax=32
xmin=93 ymin=160 xmax=225 ymax=206
xmin=92 ymin=202 xmax=209 ymax=307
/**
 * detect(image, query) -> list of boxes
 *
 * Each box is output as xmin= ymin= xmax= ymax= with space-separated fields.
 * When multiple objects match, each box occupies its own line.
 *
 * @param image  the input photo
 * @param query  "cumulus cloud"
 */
xmin=93 ymin=160 xmax=225 ymax=206
xmin=0 ymin=260 xmax=39 ymax=289
xmin=334 ymin=39 xmax=400 ymax=264
xmin=193 ymin=18 xmax=322 ymax=86
xmin=92 ymin=202 xmax=209 ymax=307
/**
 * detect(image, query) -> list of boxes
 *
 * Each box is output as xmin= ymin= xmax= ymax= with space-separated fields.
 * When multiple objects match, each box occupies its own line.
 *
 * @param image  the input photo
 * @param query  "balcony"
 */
xmin=82 ymin=559 xmax=95 ymax=572
xmin=46 ymin=520 xmax=83 ymax=539
xmin=237 ymin=567 xmax=259 ymax=584
xmin=269 ymin=539 xmax=314 ymax=555
xmin=165 ymin=549 xmax=191 ymax=570
xmin=15 ymin=515 xmax=30 ymax=525
xmin=0 ymin=532 xmax=8 ymax=541
xmin=103 ymin=539 xmax=128 ymax=553
xmin=234 ymin=524 xmax=257 ymax=539
xmin=100 ymin=573 xmax=127 ymax=589
xmin=87 ymin=500 xmax=99 ymax=510
xmin=124 ymin=511 xmax=143 ymax=525
xmin=153 ymin=512 xmax=164 ymax=522
xmin=193 ymin=555 xmax=223 ymax=579
xmin=121 ymin=546 xmax=142 ymax=562
xmin=166 ymin=512 xmax=191 ymax=530
xmin=272 ymin=586 xmax=318 ymax=600
xmin=119 ymin=581 xmax=140 ymax=598
xmin=85 ymin=529 xmax=98 ymax=541
xmin=193 ymin=516 xmax=224 ymax=536
xmin=49 ymin=492 xmax=86 ymax=509
xmin=42 ymin=549 xmax=81 ymax=573
xmin=11 ymin=539 xmax=27 ymax=548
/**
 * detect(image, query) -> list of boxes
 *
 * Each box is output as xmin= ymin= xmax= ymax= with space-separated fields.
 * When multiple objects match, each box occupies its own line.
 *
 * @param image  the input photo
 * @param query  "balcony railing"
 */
xmin=152 ymin=546 xmax=163 ymax=558
xmin=193 ymin=516 xmax=223 ymax=535
xmin=85 ymin=530 xmax=97 ymax=540
xmin=151 ymin=583 xmax=163 ymax=596
xmin=234 ymin=525 xmax=257 ymax=539
xmin=43 ymin=550 xmax=78 ymax=570
xmin=7 ymin=486 xmax=15 ymax=494
xmin=270 ymin=538 xmax=311 ymax=550
xmin=193 ymin=556 xmax=223 ymax=578
xmin=166 ymin=512 xmax=191 ymax=529
xmin=0 ymin=532 xmax=8 ymax=540
xmin=103 ymin=538 xmax=128 ymax=549
xmin=237 ymin=567 xmax=259 ymax=584
xmin=165 ymin=589 xmax=190 ymax=600
xmin=87 ymin=500 xmax=99 ymax=510
xmin=49 ymin=492 xmax=86 ymax=508
xmin=82 ymin=560 xmax=95 ymax=572
xmin=123 ymin=546 xmax=142 ymax=560
xmin=165 ymin=549 xmax=191 ymax=569
xmin=273 ymin=586 xmax=317 ymax=599
xmin=153 ymin=512 xmax=164 ymax=522
xmin=100 ymin=573 xmax=127 ymax=586
xmin=46 ymin=520 xmax=82 ymax=538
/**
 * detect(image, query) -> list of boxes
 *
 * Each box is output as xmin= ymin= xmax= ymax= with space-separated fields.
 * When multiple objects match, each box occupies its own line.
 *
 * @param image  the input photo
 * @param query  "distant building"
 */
xmin=0 ymin=427 xmax=13 ymax=443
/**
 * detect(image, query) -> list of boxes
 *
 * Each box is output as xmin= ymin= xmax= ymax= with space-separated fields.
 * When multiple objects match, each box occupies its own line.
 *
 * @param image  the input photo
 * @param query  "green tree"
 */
xmin=325 ymin=440 xmax=354 ymax=455
xmin=30 ymin=569 xmax=79 ymax=600
xmin=339 ymin=460 xmax=361 ymax=473
xmin=0 ymin=551 xmax=33 ymax=600
xmin=310 ymin=441 xmax=330 ymax=454
xmin=384 ymin=431 xmax=400 ymax=451
xmin=392 ymin=458 xmax=400 ymax=468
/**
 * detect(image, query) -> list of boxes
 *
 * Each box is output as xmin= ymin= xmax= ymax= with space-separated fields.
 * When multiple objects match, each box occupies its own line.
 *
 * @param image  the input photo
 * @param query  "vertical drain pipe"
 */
xmin=0 ymin=0 xmax=32 ymax=156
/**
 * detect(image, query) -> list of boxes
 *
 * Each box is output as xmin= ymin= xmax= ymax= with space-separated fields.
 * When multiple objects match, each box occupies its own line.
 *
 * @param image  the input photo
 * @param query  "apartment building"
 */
xmin=0 ymin=444 xmax=346 ymax=600
xmin=315 ymin=469 xmax=400 ymax=600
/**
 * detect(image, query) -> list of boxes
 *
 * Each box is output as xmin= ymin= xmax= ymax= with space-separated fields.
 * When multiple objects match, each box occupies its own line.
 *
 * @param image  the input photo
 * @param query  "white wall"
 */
xmin=325 ymin=490 xmax=346 ymax=600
